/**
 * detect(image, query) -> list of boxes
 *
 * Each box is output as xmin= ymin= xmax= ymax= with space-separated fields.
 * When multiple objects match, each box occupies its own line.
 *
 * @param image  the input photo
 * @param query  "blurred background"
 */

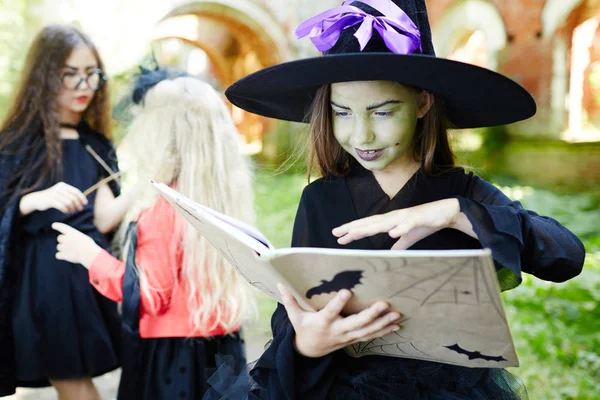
xmin=1 ymin=0 xmax=598 ymax=399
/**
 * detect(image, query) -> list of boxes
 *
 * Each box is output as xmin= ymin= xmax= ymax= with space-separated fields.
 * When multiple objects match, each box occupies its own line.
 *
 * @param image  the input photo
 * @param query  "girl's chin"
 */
xmin=70 ymin=104 xmax=89 ymax=113
xmin=356 ymin=159 xmax=391 ymax=171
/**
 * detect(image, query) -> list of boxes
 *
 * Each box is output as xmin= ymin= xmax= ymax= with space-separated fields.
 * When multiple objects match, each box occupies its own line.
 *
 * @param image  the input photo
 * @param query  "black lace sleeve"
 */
xmin=457 ymin=175 xmax=585 ymax=290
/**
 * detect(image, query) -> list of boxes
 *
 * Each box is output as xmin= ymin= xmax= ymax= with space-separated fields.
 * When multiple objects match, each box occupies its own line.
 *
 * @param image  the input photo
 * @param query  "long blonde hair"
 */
xmin=120 ymin=77 xmax=256 ymax=335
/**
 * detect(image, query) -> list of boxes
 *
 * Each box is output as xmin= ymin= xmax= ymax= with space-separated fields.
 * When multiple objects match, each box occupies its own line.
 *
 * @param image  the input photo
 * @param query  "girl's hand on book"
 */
xmin=278 ymin=284 xmax=402 ymax=358
xmin=332 ymin=198 xmax=462 ymax=249
xmin=52 ymin=222 xmax=102 ymax=269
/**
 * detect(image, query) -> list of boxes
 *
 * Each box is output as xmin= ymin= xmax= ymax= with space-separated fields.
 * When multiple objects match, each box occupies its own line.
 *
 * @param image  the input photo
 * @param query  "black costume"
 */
xmin=0 ymin=122 xmax=121 ymax=396
xmin=221 ymin=0 xmax=584 ymax=397
xmin=249 ymin=164 xmax=584 ymax=399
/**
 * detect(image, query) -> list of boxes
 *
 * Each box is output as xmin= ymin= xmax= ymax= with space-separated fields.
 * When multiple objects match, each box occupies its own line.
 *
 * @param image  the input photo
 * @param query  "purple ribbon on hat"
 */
xmin=296 ymin=0 xmax=421 ymax=55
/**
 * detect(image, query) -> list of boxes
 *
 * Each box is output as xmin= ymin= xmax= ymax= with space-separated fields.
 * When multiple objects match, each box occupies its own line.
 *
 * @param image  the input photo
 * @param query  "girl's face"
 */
xmin=57 ymin=45 xmax=100 ymax=119
xmin=330 ymin=80 xmax=430 ymax=172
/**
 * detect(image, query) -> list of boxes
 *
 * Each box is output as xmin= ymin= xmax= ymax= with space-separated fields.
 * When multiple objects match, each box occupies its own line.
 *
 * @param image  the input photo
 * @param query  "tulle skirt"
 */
xmin=117 ymin=332 xmax=247 ymax=400
xmin=324 ymin=356 xmax=527 ymax=400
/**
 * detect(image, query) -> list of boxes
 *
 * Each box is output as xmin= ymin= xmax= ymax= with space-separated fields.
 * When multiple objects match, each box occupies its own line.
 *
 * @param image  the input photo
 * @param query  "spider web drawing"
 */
xmin=347 ymin=256 xmax=506 ymax=361
xmin=385 ymin=256 xmax=503 ymax=316
xmin=348 ymin=329 xmax=447 ymax=363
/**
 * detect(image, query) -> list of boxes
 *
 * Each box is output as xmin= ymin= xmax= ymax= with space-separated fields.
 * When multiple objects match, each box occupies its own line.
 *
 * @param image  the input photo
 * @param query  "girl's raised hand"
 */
xmin=332 ymin=199 xmax=463 ymax=250
xmin=278 ymin=284 xmax=401 ymax=358
xmin=52 ymin=222 xmax=102 ymax=269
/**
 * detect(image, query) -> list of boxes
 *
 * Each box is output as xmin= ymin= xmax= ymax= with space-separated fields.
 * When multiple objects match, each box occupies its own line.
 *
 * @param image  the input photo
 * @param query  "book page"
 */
xmin=153 ymin=182 xmax=315 ymax=312
xmin=268 ymin=249 xmax=518 ymax=368
xmin=194 ymin=202 xmax=274 ymax=251
xmin=153 ymin=182 xmax=273 ymax=252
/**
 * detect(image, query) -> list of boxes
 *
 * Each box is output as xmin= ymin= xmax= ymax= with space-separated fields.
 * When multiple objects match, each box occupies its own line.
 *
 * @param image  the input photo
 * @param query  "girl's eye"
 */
xmin=334 ymin=111 xmax=351 ymax=117
xmin=373 ymin=111 xmax=393 ymax=117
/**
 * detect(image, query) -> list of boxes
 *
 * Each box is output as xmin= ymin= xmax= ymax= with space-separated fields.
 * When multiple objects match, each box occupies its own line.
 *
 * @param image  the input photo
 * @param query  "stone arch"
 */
xmin=582 ymin=25 xmax=600 ymax=129
xmin=152 ymin=0 xmax=291 ymax=85
xmin=542 ymin=0 xmax=585 ymax=38
xmin=150 ymin=0 xmax=293 ymax=149
xmin=432 ymin=0 xmax=506 ymax=71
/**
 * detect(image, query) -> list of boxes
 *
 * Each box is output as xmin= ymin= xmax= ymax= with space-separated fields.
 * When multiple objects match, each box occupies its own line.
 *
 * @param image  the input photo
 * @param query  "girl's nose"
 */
xmin=352 ymin=117 xmax=376 ymax=145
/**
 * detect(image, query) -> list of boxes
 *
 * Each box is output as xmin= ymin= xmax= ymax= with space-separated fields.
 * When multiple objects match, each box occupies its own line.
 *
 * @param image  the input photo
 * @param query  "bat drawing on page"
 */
xmin=444 ymin=344 xmax=507 ymax=362
xmin=305 ymin=270 xmax=364 ymax=298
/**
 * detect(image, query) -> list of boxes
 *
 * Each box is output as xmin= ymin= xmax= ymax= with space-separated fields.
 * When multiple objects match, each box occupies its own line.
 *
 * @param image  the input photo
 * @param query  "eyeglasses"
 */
xmin=61 ymin=68 xmax=107 ymax=91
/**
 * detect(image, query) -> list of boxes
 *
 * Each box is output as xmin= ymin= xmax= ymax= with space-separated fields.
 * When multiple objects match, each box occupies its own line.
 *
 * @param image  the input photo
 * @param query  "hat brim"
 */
xmin=225 ymin=53 xmax=536 ymax=129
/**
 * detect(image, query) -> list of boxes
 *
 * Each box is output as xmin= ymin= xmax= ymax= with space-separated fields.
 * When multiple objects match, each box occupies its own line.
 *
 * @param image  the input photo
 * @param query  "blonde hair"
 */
xmin=119 ymin=77 xmax=256 ymax=335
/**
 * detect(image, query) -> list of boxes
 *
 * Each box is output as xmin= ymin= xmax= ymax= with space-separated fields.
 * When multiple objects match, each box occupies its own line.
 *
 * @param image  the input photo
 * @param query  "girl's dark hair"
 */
xmin=307 ymin=84 xmax=455 ymax=178
xmin=0 ymin=24 xmax=110 ymax=202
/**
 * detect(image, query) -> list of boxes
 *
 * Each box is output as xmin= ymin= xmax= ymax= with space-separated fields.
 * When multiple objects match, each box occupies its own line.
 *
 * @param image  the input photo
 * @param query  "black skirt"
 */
xmin=117 ymin=332 xmax=247 ymax=400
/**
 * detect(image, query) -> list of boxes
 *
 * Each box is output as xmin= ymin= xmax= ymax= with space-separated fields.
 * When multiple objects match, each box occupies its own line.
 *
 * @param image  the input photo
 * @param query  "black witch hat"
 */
xmin=225 ymin=0 xmax=536 ymax=128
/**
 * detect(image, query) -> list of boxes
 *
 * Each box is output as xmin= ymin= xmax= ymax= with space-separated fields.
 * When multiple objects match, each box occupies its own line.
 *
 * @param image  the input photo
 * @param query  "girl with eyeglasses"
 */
xmin=0 ymin=25 xmax=136 ymax=399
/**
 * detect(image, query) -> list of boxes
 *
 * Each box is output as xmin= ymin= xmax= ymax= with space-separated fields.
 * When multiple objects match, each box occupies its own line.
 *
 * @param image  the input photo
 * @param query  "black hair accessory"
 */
xmin=131 ymin=66 xmax=191 ymax=105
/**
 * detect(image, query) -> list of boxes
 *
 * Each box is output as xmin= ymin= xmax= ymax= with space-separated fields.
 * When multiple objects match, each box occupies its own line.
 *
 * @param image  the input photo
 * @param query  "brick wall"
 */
xmin=427 ymin=0 xmax=558 ymax=136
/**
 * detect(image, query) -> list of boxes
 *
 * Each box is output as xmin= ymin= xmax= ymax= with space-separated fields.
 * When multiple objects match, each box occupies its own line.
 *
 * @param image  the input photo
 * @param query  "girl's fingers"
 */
xmin=391 ymin=237 xmax=411 ymax=250
xmin=52 ymin=222 xmax=71 ymax=234
xmin=320 ymin=289 xmax=352 ymax=321
xmin=355 ymin=323 xmax=402 ymax=344
xmin=52 ymin=199 xmax=70 ymax=214
xmin=389 ymin=223 xmax=412 ymax=239
xmin=336 ymin=222 xmax=395 ymax=244
xmin=335 ymin=216 xmax=403 ymax=245
xmin=55 ymin=186 xmax=85 ymax=211
xmin=52 ymin=223 xmax=81 ymax=236
xmin=277 ymin=284 xmax=303 ymax=325
xmin=66 ymin=186 xmax=88 ymax=205
xmin=61 ymin=191 xmax=84 ymax=211
xmin=57 ymin=194 xmax=78 ymax=213
xmin=332 ymin=215 xmax=382 ymax=237
xmin=335 ymin=301 xmax=391 ymax=333
xmin=391 ymin=227 xmax=436 ymax=250
xmin=345 ymin=311 xmax=402 ymax=342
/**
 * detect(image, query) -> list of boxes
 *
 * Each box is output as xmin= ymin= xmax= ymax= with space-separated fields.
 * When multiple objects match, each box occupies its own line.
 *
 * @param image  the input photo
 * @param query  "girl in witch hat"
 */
xmin=0 ymin=25 xmax=136 ymax=399
xmin=225 ymin=0 xmax=585 ymax=399
xmin=52 ymin=68 xmax=256 ymax=400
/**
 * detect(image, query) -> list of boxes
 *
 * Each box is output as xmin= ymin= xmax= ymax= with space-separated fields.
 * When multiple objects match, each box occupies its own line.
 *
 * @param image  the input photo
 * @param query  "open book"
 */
xmin=153 ymin=182 xmax=518 ymax=368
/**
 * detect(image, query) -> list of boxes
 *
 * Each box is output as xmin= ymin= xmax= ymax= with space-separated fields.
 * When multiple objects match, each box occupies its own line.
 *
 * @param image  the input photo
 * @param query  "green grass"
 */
xmin=246 ymin=170 xmax=600 ymax=399
xmin=243 ymin=169 xmax=307 ymax=341
xmin=500 ymin=185 xmax=600 ymax=399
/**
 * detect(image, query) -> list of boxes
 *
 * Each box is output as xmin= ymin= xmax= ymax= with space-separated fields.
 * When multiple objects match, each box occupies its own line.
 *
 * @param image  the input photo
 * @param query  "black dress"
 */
xmin=11 ymin=137 xmax=121 ymax=386
xmin=117 ymin=224 xmax=248 ymax=400
xmin=249 ymin=164 xmax=585 ymax=400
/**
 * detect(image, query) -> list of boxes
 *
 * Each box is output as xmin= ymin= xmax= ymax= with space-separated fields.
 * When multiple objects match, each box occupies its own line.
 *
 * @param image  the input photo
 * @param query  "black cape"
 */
xmin=0 ymin=122 xmax=120 ymax=397
xmin=249 ymin=165 xmax=585 ymax=400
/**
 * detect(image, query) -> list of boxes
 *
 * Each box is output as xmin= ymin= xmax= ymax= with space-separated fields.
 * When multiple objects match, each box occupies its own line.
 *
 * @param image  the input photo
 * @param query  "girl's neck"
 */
xmin=59 ymin=109 xmax=81 ymax=126
xmin=372 ymin=157 xmax=421 ymax=199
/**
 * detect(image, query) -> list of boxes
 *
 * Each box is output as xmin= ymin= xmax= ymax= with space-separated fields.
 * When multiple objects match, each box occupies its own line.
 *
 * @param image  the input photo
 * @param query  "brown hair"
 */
xmin=0 ymin=24 xmax=111 ymax=201
xmin=307 ymin=84 xmax=455 ymax=178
